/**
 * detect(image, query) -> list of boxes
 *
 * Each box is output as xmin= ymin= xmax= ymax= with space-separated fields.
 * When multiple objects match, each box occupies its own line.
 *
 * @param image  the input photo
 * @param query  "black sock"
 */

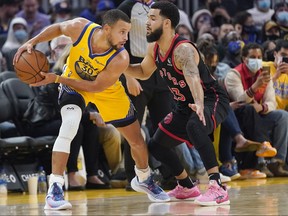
xmin=208 ymin=173 xmax=223 ymax=187
xmin=177 ymin=176 xmax=195 ymax=188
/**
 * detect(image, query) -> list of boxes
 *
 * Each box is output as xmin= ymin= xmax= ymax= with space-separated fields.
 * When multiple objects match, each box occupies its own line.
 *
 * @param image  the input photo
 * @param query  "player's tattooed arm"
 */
xmin=174 ymin=44 xmax=204 ymax=106
xmin=174 ymin=43 xmax=206 ymax=125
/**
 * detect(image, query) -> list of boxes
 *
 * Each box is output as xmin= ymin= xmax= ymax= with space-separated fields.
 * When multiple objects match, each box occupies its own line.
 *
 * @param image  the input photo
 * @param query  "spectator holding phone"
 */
xmin=262 ymin=39 xmax=288 ymax=111
xmin=225 ymin=43 xmax=288 ymax=177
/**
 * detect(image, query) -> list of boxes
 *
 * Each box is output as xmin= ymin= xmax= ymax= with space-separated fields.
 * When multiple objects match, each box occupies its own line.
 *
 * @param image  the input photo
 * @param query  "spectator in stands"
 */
xmin=216 ymin=31 xmax=244 ymax=78
xmin=247 ymin=0 xmax=274 ymax=32
xmin=216 ymin=22 xmax=234 ymax=61
xmin=262 ymin=39 xmax=288 ymax=111
xmin=175 ymin=24 xmax=194 ymax=42
xmin=191 ymin=9 xmax=216 ymax=41
xmin=0 ymin=0 xmax=21 ymax=36
xmin=271 ymin=2 xmax=288 ymax=40
xmin=225 ymin=43 xmax=288 ymax=177
xmin=198 ymin=40 xmax=276 ymax=180
xmin=16 ymin=0 xmax=51 ymax=38
xmin=261 ymin=20 xmax=281 ymax=43
xmin=233 ymin=11 xmax=261 ymax=44
xmin=52 ymin=1 xmax=73 ymax=23
xmin=1 ymin=17 xmax=29 ymax=71
xmin=262 ymin=40 xmax=276 ymax=62
xmin=2 ymin=17 xmax=29 ymax=56
xmin=79 ymin=0 xmax=100 ymax=22
xmin=207 ymin=0 xmax=231 ymax=27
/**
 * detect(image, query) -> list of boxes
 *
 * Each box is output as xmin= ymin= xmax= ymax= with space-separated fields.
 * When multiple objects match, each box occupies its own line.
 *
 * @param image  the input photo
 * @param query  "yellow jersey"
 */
xmin=61 ymin=21 xmax=135 ymax=125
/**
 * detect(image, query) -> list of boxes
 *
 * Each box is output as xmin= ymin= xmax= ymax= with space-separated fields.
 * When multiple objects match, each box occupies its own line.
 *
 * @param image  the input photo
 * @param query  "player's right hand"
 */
xmin=13 ymin=43 xmax=34 ymax=65
xmin=126 ymin=76 xmax=143 ymax=96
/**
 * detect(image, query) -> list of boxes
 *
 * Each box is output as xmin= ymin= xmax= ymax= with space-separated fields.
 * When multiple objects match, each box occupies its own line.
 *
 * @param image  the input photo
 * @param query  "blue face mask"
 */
xmin=14 ymin=29 xmax=28 ymax=43
xmin=246 ymin=58 xmax=262 ymax=73
xmin=258 ymin=0 xmax=271 ymax=10
xmin=277 ymin=11 xmax=288 ymax=24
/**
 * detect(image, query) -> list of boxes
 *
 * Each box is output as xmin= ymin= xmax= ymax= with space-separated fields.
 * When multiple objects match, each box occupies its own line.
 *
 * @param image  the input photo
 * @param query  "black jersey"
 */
xmin=153 ymin=34 xmax=227 ymax=110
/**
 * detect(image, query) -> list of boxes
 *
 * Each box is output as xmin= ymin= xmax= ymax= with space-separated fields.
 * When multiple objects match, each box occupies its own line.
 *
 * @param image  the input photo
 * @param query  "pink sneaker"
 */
xmin=194 ymin=180 xmax=230 ymax=206
xmin=167 ymin=184 xmax=201 ymax=200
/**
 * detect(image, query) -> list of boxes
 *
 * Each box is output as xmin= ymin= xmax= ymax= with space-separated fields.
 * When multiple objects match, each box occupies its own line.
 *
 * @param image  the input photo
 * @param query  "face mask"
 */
xmin=265 ymin=50 xmax=275 ymax=62
xmin=277 ymin=11 xmax=288 ymax=24
xmin=246 ymin=58 xmax=262 ymax=73
xmin=258 ymin=0 xmax=271 ymax=10
xmin=14 ymin=29 xmax=28 ymax=43
xmin=243 ymin=25 xmax=257 ymax=34
xmin=228 ymin=40 xmax=242 ymax=55
xmin=266 ymin=34 xmax=280 ymax=41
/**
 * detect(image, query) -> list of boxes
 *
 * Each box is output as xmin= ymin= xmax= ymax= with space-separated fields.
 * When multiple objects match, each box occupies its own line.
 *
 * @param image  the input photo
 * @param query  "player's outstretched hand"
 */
xmin=30 ymin=72 xmax=57 ymax=87
xmin=188 ymin=103 xmax=206 ymax=126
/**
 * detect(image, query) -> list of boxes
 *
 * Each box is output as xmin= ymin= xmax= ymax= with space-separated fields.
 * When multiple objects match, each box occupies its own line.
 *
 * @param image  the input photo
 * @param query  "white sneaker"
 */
xmin=220 ymin=173 xmax=231 ymax=183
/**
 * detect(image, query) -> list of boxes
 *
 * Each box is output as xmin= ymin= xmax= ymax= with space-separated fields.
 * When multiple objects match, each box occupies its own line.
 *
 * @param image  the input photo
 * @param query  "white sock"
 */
xmin=134 ymin=166 xmax=151 ymax=182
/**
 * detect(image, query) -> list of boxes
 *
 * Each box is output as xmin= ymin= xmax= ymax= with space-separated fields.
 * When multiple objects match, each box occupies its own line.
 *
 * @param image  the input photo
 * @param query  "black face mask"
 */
xmin=266 ymin=34 xmax=280 ymax=41
xmin=243 ymin=25 xmax=257 ymax=34
xmin=265 ymin=50 xmax=275 ymax=61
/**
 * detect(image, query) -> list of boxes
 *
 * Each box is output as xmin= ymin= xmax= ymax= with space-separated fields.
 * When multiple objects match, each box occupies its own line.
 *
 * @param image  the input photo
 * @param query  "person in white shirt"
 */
xmin=247 ymin=0 xmax=274 ymax=32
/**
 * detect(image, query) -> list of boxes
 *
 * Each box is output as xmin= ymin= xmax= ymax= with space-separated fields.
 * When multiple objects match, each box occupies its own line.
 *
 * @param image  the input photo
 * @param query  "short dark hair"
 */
xmin=275 ymin=39 xmax=288 ymax=52
xmin=151 ymin=1 xmax=180 ymax=29
xmin=242 ymin=43 xmax=263 ymax=57
xmin=0 ymin=0 xmax=22 ymax=7
xmin=102 ymin=9 xmax=130 ymax=26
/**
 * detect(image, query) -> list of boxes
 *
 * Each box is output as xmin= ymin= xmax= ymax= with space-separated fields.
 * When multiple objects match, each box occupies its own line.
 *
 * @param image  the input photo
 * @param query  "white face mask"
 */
xmin=246 ymin=58 xmax=262 ymax=73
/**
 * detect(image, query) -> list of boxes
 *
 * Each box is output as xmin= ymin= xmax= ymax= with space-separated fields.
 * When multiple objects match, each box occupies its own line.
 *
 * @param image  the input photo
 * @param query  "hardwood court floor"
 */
xmin=1 ymin=178 xmax=288 ymax=215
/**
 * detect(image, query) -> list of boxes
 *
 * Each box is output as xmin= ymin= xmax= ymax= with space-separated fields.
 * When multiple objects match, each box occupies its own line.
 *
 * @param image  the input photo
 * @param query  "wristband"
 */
xmin=55 ymin=75 xmax=60 ymax=83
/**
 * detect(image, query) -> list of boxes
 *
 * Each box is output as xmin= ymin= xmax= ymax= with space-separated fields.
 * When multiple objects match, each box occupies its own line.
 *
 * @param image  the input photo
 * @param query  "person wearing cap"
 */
xmin=52 ymin=1 xmax=73 ymax=23
xmin=261 ymin=20 xmax=281 ymax=42
xmin=247 ymin=0 xmax=274 ymax=32
xmin=191 ymin=9 xmax=216 ymax=41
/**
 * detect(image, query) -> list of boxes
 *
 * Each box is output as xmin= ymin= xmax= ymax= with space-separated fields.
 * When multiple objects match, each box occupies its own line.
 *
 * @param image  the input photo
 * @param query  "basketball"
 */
xmin=14 ymin=49 xmax=50 ymax=84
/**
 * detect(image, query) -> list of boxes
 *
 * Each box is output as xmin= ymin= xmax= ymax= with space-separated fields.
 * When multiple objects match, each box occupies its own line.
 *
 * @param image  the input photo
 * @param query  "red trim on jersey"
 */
xmin=158 ymin=34 xmax=179 ymax=62
xmin=159 ymin=123 xmax=193 ymax=148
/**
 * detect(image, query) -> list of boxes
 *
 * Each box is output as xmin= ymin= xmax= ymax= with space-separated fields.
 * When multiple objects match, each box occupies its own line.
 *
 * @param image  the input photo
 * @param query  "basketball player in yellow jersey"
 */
xmin=14 ymin=9 xmax=170 ymax=210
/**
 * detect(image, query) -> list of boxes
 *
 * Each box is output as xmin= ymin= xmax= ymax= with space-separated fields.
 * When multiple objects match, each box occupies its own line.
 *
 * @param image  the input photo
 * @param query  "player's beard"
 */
xmin=107 ymin=36 xmax=119 ymax=51
xmin=146 ymin=26 xmax=163 ymax=43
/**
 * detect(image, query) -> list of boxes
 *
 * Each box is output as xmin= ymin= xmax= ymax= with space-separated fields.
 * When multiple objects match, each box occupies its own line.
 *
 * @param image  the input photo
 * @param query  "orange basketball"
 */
xmin=14 ymin=50 xmax=50 ymax=84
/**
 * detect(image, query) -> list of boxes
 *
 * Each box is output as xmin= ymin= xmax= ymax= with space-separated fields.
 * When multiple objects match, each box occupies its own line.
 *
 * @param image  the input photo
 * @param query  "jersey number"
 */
xmin=171 ymin=88 xmax=185 ymax=101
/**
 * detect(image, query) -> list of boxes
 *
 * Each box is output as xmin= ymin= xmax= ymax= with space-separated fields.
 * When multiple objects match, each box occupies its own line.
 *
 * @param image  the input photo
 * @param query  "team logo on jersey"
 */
xmin=75 ymin=56 xmax=100 ymax=81
xmin=164 ymin=112 xmax=173 ymax=124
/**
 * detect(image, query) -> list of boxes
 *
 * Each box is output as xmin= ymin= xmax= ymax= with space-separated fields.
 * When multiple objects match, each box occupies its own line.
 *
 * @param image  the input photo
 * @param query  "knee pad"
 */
xmin=53 ymin=104 xmax=82 ymax=153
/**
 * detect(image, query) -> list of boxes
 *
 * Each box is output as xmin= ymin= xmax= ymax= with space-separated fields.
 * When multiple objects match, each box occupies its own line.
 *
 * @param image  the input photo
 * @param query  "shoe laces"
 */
xmin=50 ymin=183 xmax=64 ymax=201
xmin=144 ymin=176 xmax=163 ymax=194
xmin=203 ymin=181 xmax=224 ymax=198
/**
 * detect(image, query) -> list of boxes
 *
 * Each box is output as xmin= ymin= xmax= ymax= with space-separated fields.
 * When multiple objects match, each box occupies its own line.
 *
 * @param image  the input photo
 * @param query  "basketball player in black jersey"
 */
xmin=125 ymin=1 xmax=230 ymax=206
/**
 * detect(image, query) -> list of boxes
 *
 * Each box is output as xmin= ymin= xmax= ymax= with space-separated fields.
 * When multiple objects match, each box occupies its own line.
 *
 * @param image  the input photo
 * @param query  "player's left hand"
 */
xmin=188 ymin=103 xmax=206 ymax=126
xmin=29 ymin=72 xmax=56 ymax=87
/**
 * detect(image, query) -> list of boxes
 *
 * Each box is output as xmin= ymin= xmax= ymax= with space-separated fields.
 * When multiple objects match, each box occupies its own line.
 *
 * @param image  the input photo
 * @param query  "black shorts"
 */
xmin=156 ymin=99 xmax=229 ymax=148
